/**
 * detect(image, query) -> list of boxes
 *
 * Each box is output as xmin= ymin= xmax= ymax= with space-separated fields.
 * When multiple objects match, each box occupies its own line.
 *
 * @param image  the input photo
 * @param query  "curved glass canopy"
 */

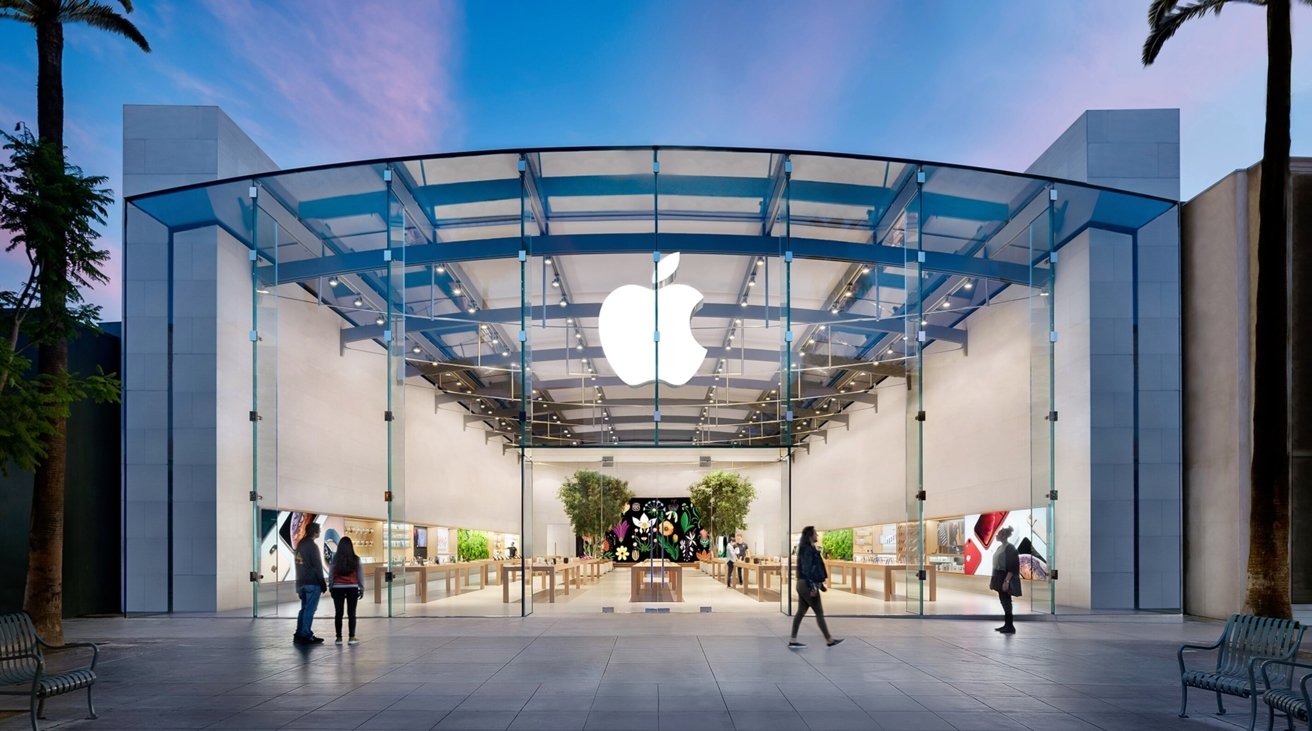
xmin=127 ymin=146 xmax=1174 ymax=450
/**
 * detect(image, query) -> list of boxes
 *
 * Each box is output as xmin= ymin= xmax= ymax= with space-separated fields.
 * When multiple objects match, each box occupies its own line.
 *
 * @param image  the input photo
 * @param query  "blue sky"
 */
xmin=1 ymin=0 xmax=1309 ymax=320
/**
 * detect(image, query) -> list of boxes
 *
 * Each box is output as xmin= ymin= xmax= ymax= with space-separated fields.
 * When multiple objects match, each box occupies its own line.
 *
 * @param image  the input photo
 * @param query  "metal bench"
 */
xmin=1178 ymin=614 xmax=1305 ymax=731
xmin=0 ymin=612 xmax=99 ymax=731
xmin=1260 ymin=660 xmax=1312 ymax=731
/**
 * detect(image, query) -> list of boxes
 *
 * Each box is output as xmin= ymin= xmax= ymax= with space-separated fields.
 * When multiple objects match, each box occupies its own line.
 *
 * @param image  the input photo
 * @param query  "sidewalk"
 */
xmin=0 ymin=614 xmax=1271 ymax=730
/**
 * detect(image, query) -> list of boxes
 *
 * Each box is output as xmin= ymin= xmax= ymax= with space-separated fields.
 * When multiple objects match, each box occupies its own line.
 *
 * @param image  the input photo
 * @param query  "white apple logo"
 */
xmin=598 ymin=252 xmax=706 ymax=387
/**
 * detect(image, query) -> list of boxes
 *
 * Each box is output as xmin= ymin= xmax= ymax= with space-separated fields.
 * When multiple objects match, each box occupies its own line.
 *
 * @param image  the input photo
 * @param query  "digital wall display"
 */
xmin=601 ymin=498 xmax=709 ymax=563
xmin=961 ymin=509 xmax=1050 ymax=580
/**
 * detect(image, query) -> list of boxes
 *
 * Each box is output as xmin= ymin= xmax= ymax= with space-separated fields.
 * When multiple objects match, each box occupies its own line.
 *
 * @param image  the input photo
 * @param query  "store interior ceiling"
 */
xmin=130 ymin=147 xmax=1173 ymax=450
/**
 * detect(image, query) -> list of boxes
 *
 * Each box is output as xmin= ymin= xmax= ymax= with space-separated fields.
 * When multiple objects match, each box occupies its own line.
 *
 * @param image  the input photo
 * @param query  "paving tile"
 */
xmin=433 ymin=710 xmax=518 ymax=730
xmin=507 ymin=711 xmax=589 ymax=730
xmin=730 ymin=710 xmax=808 ymax=730
xmin=869 ymin=711 xmax=954 ymax=730
xmin=799 ymin=709 xmax=882 ymax=730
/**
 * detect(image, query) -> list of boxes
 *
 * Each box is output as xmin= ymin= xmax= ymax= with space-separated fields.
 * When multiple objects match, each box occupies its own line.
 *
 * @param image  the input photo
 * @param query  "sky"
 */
xmin=0 ymin=0 xmax=1309 ymax=321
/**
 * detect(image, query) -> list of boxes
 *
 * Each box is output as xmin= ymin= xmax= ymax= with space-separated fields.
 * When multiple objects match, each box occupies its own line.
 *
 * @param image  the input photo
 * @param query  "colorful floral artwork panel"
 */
xmin=602 ymin=498 xmax=708 ymax=563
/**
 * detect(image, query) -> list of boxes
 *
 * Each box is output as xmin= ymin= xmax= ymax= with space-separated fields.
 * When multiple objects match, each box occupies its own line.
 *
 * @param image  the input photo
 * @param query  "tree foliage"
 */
xmin=821 ymin=529 xmax=854 ymax=561
xmin=558 ymin=470 xmax=633 ymax=557
xmin=456 ymin=529 xmax=489 ymax=561
xmin=688 ymin=470 xmax=755 ymax=555
xmin=0 ymin=127 xmax=119 ymax=475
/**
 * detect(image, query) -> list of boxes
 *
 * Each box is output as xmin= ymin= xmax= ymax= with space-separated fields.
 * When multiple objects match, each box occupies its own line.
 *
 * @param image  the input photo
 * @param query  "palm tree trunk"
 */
xmin=24 ymin=16 xmax=69 ymax=644
xmin=35 ymin=18 xmax=64 ymax=150
xmin=1244 ymin=0 xmax=1293 ymax=619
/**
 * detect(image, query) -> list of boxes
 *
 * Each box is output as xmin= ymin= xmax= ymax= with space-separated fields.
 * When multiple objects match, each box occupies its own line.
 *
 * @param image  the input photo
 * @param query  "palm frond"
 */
xmin=62 ymin=3 xmax=149 ymax=51
xmin=1143 ymin=0 xmax=1244 ymax=65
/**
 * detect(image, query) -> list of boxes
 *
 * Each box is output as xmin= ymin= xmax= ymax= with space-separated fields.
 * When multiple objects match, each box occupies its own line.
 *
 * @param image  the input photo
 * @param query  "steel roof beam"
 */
xmin=270 ymin=232 xmax=1042 ymax=288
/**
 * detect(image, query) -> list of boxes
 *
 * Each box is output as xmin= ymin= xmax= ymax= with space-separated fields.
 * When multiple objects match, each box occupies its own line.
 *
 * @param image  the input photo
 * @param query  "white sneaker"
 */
xmin=348 ymin=637 xmax=359 ymax=645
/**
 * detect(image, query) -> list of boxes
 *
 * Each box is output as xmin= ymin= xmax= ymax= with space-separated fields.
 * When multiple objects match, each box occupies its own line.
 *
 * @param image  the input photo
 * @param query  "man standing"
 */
xmin=294 ymin=521 xmax=327 ymax=645
xmin=726 ymin=534 xmax=748 ymax=588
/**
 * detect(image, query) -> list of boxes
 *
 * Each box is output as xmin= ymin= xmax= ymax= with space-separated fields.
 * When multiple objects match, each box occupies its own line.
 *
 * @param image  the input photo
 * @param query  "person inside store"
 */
xmin=329 ymin=535 xmax=366 ymax=645
xmin=726 ymin=534 xmax=748 ymax=588
xmin=508 ymin=541 xmax=518 ymax=559
xmin=293 ymin=521 xmax=327 ymax=645
xmin=990 ymin=526 xmax=1021 ymax=635
xmin=789 ymin=526 xmax=842 ymax=648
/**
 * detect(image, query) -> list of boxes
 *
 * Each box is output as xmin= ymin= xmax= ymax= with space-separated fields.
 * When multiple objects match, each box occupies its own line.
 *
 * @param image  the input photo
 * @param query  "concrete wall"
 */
xmin=1181 ymin=160 xmax=1312 ymax=616
xmin=1180 ymin=168 xmax=1253 ymax=618
xmin=123 ymin=105 xmax=278 ymax=613
xmin=1029 ymin=109 xmax=1183 ymax=610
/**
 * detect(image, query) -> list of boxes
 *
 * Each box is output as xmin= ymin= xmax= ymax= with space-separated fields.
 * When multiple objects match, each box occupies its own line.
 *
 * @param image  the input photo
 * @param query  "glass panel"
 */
xmin=1028 ymin=189 xmax=1056 ymax=614
xmin=904 ymin=177 xmax=925 ymax=615
xmin=252 ymin=197 xmax=280 ymax=618
xmin=385 ymin=173 xmax=408 ymax=617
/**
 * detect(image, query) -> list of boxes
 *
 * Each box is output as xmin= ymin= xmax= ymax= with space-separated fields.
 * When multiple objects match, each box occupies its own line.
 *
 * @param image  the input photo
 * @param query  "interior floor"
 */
xmin=232 ymin=565 xmax=1046 ymax=619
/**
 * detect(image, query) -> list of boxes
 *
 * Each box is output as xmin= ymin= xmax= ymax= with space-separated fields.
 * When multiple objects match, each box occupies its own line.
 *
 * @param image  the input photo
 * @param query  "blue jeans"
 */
xmin=296 ymin=585 xmax=321 ymax=637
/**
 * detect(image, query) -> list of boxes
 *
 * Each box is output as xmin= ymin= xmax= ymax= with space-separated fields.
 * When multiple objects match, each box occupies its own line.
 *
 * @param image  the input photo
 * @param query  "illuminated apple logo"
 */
xmin=598 ymin=252 xmax=706 ymax=386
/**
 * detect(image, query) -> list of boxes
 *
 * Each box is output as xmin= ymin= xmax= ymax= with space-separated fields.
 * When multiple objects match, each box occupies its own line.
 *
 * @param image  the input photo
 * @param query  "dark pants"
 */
xmin=330 ymin=588 xmax=359 ymax=639
xmin=726 ymin=562 xmax=744 ymax=587
xmin=791 ymin=581 xmax=831 ymax=640
xmin=997 ymin=590 xmax=1013 ymax=629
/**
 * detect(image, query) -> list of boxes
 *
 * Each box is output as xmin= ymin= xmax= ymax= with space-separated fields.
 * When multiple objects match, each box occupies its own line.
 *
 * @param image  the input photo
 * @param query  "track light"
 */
xmin=501 ymin=350 xmax=509 ymax=357
xmin=740 ymin=298 xmax=748 ymax=308
xmin=412 ymin=345 xmax=421 ymax=354
xmin=353 ymin=297 xmax=363 ymax=308
xmin=861 ymin=265 xmax=871 ymax=275
xmin=375 ymin=316 xmax=385 ymax=326
xmin=560 ymin=298 xmax=569 ymax=307
xmin=328 ymin=276 xmax=339 ymax=287
xmin=963 ymin=280 xmax=973 ymax=290
xmin=452 ymin=285 xmax=462 ymax=296
xmin=468 ymin=303 xmax=478 ymax=314
xmin=748 ymin=277 xmax=756 ymax=288
xmin=551 ymin=277 xmax=561 ymax=288
xmin=435 ymin=264 xmax=445 ymax=274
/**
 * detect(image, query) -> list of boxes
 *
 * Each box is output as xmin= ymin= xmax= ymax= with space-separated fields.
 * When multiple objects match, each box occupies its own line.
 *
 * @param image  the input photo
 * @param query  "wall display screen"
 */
xmin=259 ymin=510 xmax=346 ymax=582
xmin=601 ymin=498 xmax=708 ymax=563
xmin=961 ymin=509 xmax=1050 ymax=580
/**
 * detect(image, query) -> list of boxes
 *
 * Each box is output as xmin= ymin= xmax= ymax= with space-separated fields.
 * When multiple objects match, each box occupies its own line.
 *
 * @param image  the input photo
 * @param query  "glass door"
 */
xmin=903 ymin=172 xmax=926 ymax=615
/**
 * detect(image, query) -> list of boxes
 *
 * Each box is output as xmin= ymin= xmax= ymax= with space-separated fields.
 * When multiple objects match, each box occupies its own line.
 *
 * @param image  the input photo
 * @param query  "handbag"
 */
xmin=1008 ymin=574 xmax=1022 ymax=597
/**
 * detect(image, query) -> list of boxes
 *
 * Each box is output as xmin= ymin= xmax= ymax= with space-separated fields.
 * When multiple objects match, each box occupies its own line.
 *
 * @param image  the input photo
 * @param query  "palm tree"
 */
xmin=1 ymin=0 xmax=148 ymax=642
xmin=1144 ymin=0 xmax=1300 ymax=619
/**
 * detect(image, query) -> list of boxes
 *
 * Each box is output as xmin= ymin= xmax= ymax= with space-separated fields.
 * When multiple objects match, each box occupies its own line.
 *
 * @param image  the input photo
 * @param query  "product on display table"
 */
xmin=630 ymin=561 xmax=683 ymax=602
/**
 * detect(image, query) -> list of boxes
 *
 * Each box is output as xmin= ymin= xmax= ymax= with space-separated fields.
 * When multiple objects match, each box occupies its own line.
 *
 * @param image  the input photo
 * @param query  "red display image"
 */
xmin=972 ymin=511 xmax=1009 ymax=549
xmin=963 ymin=541 xmax=982 ymax=575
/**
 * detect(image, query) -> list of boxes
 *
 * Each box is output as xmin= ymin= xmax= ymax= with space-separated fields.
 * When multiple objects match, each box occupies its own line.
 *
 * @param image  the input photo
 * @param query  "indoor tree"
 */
xmin=821 ymin=529 xmax=854 ymax=561
xmin=0 ymin=128 xmax=118 ymax=640
xmin=688 ymin=471 xmax=755 ymax=555
xmin=456 ymin=529 xmax=489 ymax=561
xmin=558 ymin=471 xmax=633 ymax=557
xmin=1143 ymin=0 xmax=1305 ymax=618
xmin=1 ymin=0 xmax=149 ymax=642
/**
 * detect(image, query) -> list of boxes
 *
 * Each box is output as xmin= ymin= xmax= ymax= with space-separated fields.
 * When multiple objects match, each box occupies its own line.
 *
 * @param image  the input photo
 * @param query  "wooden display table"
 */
xmin=734 ymin=561 xmax=783 ymax=602
xmin=579 ymin=558 xmax=613 ymax=580
xmin=823 ymin=560 xmax=937 ymax=601
xmin=499 ymin=562 xmax=582 ymax=603
xmin=700 ymin=559 xmax=727 ymax=580
xmin=630 ymin=562 xmax=683 ymax=602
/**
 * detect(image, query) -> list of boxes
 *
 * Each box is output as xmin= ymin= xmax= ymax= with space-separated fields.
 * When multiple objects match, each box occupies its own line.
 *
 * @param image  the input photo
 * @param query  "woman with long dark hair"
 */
xmin=789 ymin=526 xmax=843 ymax=648
xmin=329 ymin=535 xmax=365 ymax=645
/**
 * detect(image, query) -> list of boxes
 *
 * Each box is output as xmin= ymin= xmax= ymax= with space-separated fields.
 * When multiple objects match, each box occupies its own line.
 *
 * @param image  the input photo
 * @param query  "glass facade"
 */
xmin=125 ymin=147 xmax=1177 ymax=619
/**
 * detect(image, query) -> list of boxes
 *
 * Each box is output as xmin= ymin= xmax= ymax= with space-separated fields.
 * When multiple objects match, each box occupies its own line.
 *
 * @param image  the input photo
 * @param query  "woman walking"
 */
xmin=990 ymin=527 xmax=1021 ymax=635
xmin=329 ymin=536 xmax=365 ymax=645
xmin=788 ymin=526 xmax=843 ymax=649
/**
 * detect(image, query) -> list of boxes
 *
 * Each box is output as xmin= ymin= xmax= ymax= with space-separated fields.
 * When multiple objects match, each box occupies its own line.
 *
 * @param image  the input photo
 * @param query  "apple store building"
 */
xmin=121 ymin=106 xmax=1183 ymax=620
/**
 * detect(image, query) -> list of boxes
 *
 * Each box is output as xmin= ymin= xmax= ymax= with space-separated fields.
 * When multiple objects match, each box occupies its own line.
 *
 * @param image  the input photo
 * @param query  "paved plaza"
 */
xmin=1 ymin=613 xmax=1293 ymax=731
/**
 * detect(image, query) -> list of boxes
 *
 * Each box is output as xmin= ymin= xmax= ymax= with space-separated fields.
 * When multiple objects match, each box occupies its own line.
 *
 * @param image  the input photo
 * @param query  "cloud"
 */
xmin=197 ymin=0 xmax=462 ymax=165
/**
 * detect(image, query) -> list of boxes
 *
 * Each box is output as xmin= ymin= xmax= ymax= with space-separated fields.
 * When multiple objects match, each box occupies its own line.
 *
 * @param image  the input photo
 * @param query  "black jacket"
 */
xmin=294 ymin=536 xmax=325 ymax=588
xmin=797 ymin=543 xmax=827 ymax=584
